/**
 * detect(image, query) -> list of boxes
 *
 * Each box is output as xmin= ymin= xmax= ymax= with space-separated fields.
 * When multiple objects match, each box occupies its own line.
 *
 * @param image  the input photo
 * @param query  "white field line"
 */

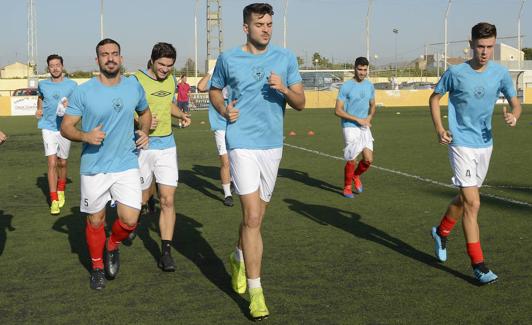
xmin=284 ymin=142 xmax=532 ymax=208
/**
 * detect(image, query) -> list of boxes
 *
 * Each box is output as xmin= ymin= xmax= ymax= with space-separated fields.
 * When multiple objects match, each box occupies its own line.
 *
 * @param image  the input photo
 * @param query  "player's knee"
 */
xmin=58 ymin=159 xmax=67 ymax=168
xmin=87 ymin=215 xmax=105 ymax=227
xmin=243 ymin=213 xmax=262 ymax=229
xmin=159 ymin=195 xmax=174 ymax=210
xmin=48 ymin=159 xmax=58 ymax=169
xmin=364 ymin=159 xmax=373 ymax=165
xmin=464 ymin=199 xmax=480 ymax=213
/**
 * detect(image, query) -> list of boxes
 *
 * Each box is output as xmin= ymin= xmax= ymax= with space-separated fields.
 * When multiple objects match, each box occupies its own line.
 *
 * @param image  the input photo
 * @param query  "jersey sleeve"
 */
xmin=337 ymin=83 xmax=349 ymax=102
xmin=370 ymin=83 xmax=375 ymax=100
xmin=37 ymin=82 xmax=44 ymax=99
xmin=211 ymin=54 xmax=227 ymax=90
xmin=135 ymin=81 xmax=148 ymax=113
xmin=434 ymin=69 xmax=453 ymax=95
xmin=286 ymin=52 xmax=302 ymax=87
xmin=65 ymin=87 xmax=84 ymax=116
xmin=499 ymin=70 xmax=517 ymax=100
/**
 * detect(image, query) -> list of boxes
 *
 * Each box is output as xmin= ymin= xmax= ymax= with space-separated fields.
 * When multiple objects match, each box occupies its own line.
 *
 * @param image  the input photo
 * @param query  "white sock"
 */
xmin=234 ymin=247 xmax=243 ymax=263
xmin=222 ymin=183 xmax=231 ymax=197
xmin=247 ymin=277 xmax=261 ymax=290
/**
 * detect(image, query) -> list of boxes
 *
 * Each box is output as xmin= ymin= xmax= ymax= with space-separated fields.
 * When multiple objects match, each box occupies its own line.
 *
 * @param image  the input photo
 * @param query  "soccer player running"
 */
xmin=61 ymin=38 xmax=152 ymax=290
xmin=134 ymin=42 xmax=191 ymax=271
xmin=209 ymin=3 xmax=305 ymax=320
xmin=35 ymin=54 xmax=77 ymax=215
xmin=429 ymin=22 xmax=521 ymax=285
xmin=334 ymin=57 xmax=376 ymax=198
xmin=197 ymin=68 xmax=234 ymax=207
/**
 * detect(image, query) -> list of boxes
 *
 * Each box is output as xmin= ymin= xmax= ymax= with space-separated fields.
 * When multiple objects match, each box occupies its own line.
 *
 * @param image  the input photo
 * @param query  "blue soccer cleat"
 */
xmin=353 ymin=176 xmax=364 ymax=193
xmin=431 ymin=226 xmax=447 ymax=262
xmin=473 ymin=264 xmax=498 ymax=285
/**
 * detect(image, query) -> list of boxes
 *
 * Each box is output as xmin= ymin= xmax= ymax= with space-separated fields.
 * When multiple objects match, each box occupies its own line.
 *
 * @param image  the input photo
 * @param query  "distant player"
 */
xmin=197 ymin=68 xmax=233 ymax=207
xmin=134 ymin=42 xmax=191 ymax=271
xmin=210 ymin=3 xmax=305 ymax=320
xmin=61 ymin=38 xmax=152 ymax=290
xmin=429 ymin=22 xmax=521 ymax=284
xmin=334 ymin=56 xmax=376 ymax=198
xmin=35 ymin=54 xmax=77 ymax=215
xmin=177 ymin=75 xmax=191 ymax=114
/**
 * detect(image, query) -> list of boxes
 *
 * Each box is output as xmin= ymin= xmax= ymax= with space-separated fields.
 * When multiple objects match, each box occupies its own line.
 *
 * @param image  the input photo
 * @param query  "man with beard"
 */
xmin=210 ymin=3 xmax=305 ymax=320
xmin=35 ymin=54 xmax=77 ymax=215
xmin=61 ymin=38 xmax=152 ymax=290
xmin=334 ymin=56 xmax=376 ymax=198
xmin=133 ymin=42 xmax=191 ymax=271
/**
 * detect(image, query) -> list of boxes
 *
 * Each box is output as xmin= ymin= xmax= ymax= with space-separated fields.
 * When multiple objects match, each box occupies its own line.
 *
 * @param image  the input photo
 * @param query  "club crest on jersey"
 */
xmin=112 ymin=98 xmax=124 ymax=112
xmin=53 ymin=93 xmax=60 ymax=100
xmin=473 ymin=86 xmax=485 ymax=99
xmin=252 ymin=66 xmax=265 ymax=81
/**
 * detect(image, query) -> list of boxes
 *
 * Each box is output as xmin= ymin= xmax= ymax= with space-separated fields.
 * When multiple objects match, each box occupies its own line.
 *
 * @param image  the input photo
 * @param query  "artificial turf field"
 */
xmin=0 ymin=106 xmax=531 ymax=324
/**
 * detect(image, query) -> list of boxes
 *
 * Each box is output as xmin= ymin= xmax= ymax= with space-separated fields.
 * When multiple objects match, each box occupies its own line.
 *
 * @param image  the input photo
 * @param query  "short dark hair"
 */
xmin=355 ymin=57 xmax=369 ymax=67
xmin=150 ymin=42 xmax=176 ymax=63
xmin=96 ymin=38 xmax=121 ymax=56
xmin=243 ymin=3 xmax=274 ymax=24
xmin=47 ymin=54 xmax=63 ymax=66
xmin=471 ymin=22 xmax=497 ymax=40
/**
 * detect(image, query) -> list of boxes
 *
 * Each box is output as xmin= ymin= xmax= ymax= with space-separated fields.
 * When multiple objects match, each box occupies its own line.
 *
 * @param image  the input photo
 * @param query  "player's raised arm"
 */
xmin=503 ymin=98 xmax=522 ymax=127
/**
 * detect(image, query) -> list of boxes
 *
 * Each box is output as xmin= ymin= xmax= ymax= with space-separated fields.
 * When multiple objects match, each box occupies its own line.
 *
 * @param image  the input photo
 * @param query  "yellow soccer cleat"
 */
xmin=58 ymin=191 xmax=65 ymax=208
xmin=50 ymin=200 xmax=60 ymax=215
xmin=229 ymin=252 xmax=247 ymax=294
xmin=249 ymin=287 xmax=269 ymax=321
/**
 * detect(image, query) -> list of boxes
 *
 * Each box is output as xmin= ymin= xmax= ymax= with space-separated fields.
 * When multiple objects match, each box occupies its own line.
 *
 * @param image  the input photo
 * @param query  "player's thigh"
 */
xmin=229 ymin=149 xmax=261 ymax=196
xmin=153 ymin=147 xmax=178 ymax=187
xmin=42 ymin=129 xmax=59 ymax=156
xmin=139 ymin=149 xmax=155 ymax=190
xmin=448 ymin=146 xmax=480 ymax=187
xmin=56 ymin=132 xmax=71 ymax=159
xmin=214 ymin=130 xmax=227 ymax=156
xmin=110 ymin=169 xmax=142 ymax=212
xmin=80 ymin=174 xmax=113 ymax=214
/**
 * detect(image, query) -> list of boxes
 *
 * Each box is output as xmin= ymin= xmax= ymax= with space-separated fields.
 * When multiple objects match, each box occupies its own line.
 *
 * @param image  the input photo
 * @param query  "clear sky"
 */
xmin=1 ymin=0 xmax=530 ymax=72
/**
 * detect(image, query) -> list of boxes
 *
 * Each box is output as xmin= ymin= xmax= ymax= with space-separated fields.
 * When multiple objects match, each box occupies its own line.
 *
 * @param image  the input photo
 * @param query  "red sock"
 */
xmin=344 ymin=161 xmax=355 ymax=187
xmin=437 ymin=215 xmax=457 ymax=237
xmin=50 ymin=192 xmax=58 ymax=202
xmin=108 ymin=219 xmax=137 ymax=251
xmin=354 ymin=160 xmax=371 ymax=176
xmin=466 ymin=242 xmax=484 ymax=265
xmin=57 ymin=178 xmax=67 ymax=191
xmin=85 ymin=221 xmax=106 ymax=270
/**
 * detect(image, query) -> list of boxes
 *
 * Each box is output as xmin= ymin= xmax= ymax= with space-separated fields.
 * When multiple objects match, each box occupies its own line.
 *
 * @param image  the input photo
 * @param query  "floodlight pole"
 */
xmin=100 ymin=0 xmax=104 ymax=40
xmin=194 ymin=0 xmax=199 ymax=77
xmin=283 ymin=0 xmax=288 ymax=48
xmin=393 ymin=28 xmax=399 ymax=77
xmin=518 ymin=0 xmax=526 ymax=70
xmin=366 ymin=0 xmax=373 ymax=60
xmin=444 ymin=0 xmax=452 ymax=71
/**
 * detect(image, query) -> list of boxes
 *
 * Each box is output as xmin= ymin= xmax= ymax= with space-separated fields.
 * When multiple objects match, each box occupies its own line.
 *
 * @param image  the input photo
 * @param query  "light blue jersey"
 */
xmin=37 ymin=78 xmax=77 ymax=131
xmin=435 ymin=61 xmax=516 ymax=148
xmin=337 ymin=79 xmax=375 ymax=128
xmin=211 ymin=45 xmax=302 ymax=149
xmin=66 ymin=76 xmax=148 ymax=175
xmin=207 ymin=80 xmax=228 ymax=131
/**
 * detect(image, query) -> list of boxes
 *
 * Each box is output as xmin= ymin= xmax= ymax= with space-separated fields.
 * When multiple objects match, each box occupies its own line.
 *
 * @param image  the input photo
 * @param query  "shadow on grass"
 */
xmin=191 ymin=164 xmax=220 ymax=181
xmin=52 ymin=204 xmax=118 ymax=273
xmin=278 ymin=168 xmax=342 ymax=196
xmin=52 ymin=206 xmax=91 ymax=272
xmin=284 ymin=199 xmax=480 ymax=286
xmin=180 ymin=169 xmax=223 ymax=204
xmin=36 ymin=174 xmax=73 ymax=205
xmin=0 ymin=210 xmax=15 ymax=256
xmin=132 ymin=210 xmax=163 ymax=264
xmin=172 ymin=213 xmax=250 ymax=319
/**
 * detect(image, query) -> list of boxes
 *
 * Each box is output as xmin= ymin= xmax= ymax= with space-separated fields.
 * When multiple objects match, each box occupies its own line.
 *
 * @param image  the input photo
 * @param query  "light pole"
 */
xmin=283 ymin=0 xmax=288 ymax=48
xmin=100 ymin=0 xmax=104 ymax=40
xmin=393 ymin=28 xmax=399 ymax=77
xmin=444 ymin=0 xmax=452 ymax=71
xmin=366 ymin=0 xmax=373 ymax=60
xmin=194 ymin=0 xmax=199 ymax=78
xmin=518 ymin=0 xmax=527 ymax=70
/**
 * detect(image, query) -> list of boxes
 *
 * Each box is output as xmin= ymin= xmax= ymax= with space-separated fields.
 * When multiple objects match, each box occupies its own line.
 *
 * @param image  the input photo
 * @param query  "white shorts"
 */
xmin=214 ymin=130 xmax=227 ymax=156
xmin=448 ymin=145 xmax=493 ymax=188
xmin=80 ymin=169 xmax=142 ymax=214
xmin=138 ymin=147 xmax=178 ymax=190
xmin=229 ymin=148 xmax=283 ymax=203
xmin=342 ymin=127 xmax=374 ymax=161
xmin=42 ymin=129 xmax=71 ymax=159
